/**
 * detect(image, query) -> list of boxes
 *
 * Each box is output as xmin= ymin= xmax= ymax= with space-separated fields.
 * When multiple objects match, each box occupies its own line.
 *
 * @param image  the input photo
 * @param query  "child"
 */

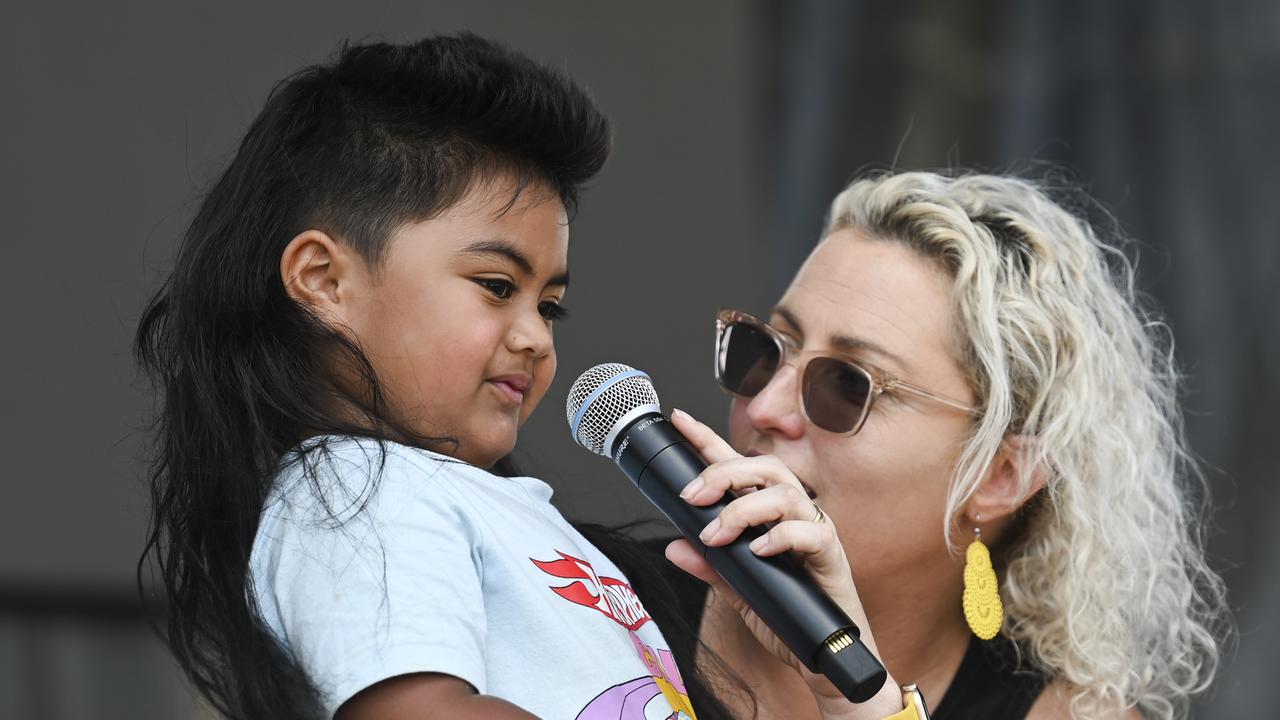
xmin=136 ymin=34 xmax=698 ymax=720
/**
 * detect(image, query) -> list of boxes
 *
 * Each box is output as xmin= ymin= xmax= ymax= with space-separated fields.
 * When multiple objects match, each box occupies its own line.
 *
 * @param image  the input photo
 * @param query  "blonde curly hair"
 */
xmin=826 ymin=172 xmax=1228 ymax=719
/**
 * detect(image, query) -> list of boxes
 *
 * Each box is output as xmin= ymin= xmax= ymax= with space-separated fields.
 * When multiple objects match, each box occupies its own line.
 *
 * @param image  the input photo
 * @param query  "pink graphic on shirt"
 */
xmin=628 ymin=633 xmax=688 ymax=697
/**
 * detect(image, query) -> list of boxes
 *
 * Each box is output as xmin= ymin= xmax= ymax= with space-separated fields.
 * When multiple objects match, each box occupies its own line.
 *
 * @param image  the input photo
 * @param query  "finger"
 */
xmin=747 ymin=520 xmax=866 ymax=623
xmin=682 ymin=454 xmax=806 ymax=506
xmin=699 ymin=483 xmax=815 ymax=546
xmin=664 ymin=539 xmax=728 ymax=588
xmin=747 ymin=519 xmax=845 ymax=564
xmin=670 ymin=408 xmax=739 ymax=464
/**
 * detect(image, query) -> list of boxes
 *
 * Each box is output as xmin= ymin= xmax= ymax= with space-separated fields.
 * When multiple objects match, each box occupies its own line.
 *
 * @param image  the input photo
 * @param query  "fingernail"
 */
xmin=671 ymin=408 xmax=690 ymax=422
xmin=749 ymin=535 xmax=770 ymax=553
xmin=698 ymin=517 xmax=721 ymax=543
xmin=680 ymin=477 xmax=704 ymax=500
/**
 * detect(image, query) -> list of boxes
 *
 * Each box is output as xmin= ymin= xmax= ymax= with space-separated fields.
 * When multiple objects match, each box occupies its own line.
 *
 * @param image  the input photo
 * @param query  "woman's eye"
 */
xmin=477 ymin=278 xmax=515 ymax=299
xmin=539 ymin=301 xmax=568 ymax=321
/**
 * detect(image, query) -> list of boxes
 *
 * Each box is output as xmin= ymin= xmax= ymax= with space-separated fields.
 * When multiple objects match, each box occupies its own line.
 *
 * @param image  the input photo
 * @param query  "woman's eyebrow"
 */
xmin=459 ymin=238 xmax=570 ymax=287
xmin=772 ymin=305 xmax=805 ymax=336
xmin=829 ymin=334 xmax=908 ymax=370
xmin=774 ymin=304 xmax=908 ymax=369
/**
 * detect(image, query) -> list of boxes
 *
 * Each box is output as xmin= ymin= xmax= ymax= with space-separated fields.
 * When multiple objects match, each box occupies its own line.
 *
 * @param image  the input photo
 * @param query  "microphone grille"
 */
xmin=566 ymin=363 xmax=661 ymax=456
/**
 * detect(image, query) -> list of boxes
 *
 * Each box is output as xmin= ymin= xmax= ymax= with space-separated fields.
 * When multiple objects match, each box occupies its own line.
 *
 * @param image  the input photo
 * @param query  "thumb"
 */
xmin=664 ymin=540 xmax=754 ymax=639
xmin=664 ymin=538 xmax=724 ymax=587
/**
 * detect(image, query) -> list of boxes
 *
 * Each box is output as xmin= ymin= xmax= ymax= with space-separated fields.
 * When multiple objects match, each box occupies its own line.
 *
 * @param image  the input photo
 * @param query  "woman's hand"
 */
xmin=664 ymin=409 xmax=904 ymax=719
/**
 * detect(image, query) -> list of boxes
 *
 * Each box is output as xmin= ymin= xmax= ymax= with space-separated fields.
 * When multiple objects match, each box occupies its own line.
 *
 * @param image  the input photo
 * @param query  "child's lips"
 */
xmin=488 ymin=374 xmax=531 ymax=405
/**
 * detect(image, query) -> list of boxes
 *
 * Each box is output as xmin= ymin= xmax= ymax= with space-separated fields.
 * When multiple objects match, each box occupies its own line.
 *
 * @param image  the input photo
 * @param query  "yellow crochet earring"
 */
xmin=962 ymin=517 xmax=1003 ymax=640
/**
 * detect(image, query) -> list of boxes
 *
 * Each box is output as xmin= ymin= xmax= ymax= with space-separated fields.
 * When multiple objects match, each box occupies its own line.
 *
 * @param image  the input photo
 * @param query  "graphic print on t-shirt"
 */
xmin=532 ymin=551 xmax=697 ymax=720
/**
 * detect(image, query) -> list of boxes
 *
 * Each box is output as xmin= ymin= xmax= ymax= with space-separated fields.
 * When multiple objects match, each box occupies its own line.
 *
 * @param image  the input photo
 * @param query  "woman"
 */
xmin=663 ymin=171 xmax=1227 ymax=719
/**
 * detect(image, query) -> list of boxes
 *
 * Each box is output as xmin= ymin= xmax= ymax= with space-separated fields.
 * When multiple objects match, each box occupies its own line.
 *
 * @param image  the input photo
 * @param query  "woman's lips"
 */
xmin=744 ymin=449 xmax=817 ymax=499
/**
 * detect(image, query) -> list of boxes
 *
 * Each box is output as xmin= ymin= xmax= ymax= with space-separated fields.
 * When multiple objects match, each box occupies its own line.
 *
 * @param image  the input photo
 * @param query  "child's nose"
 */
xmin=508 ymin=306 xmax=554 ymax=357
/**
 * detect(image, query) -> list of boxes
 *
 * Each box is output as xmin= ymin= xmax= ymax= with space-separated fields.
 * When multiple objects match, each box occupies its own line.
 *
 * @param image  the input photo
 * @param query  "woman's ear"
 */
xmin=964 ymin=434 xmax=1048 ymax=525
xmin=279 ymin=230 xmax=365 ymax=326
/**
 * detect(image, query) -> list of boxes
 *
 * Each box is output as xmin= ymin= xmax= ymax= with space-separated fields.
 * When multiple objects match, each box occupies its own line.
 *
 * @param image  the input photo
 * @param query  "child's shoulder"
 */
xmin=270 ymin=435 xmax=495 ymax=517
xmin=296 ymin=434 xmax=478 ymax=475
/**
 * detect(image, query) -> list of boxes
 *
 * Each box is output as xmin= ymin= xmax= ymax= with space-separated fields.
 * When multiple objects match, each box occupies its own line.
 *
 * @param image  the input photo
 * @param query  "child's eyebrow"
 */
xmin=459 ymin=238 xmax=569 ymax=287
xmin=460 ymin=238 xmax=535 ymax=275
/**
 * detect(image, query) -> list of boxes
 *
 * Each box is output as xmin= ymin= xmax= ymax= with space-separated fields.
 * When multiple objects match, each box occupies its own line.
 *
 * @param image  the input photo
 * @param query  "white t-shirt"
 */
xmin=248 ymin=436 xmax=697 ymax=720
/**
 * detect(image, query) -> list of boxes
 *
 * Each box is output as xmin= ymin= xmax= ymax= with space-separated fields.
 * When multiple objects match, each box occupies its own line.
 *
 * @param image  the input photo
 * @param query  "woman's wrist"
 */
xmin=814 ymin=673 xmax=905 ymax=720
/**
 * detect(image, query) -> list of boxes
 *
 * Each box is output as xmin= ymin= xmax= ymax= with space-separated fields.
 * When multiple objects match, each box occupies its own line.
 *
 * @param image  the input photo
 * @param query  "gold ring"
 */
xmin=812 ymin=504 xmax=827 ymax=524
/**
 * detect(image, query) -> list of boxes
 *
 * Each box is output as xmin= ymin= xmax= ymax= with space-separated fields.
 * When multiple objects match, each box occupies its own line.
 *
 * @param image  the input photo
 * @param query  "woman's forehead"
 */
xmin=778 ymin=230 xmax=958 ymax=372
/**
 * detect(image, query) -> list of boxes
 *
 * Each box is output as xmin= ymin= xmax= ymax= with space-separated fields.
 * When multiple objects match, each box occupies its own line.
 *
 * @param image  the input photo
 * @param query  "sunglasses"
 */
xmin=714 ymin=309 xmax=977 ymax=435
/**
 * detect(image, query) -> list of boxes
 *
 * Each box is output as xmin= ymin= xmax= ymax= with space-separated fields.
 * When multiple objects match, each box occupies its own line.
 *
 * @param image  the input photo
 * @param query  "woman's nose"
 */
xmin=745 ymin=363 xmax=806 ymax=439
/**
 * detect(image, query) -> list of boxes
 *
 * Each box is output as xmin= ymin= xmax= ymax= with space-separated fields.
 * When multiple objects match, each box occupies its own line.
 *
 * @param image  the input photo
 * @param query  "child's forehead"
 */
xmin=384 ymin=178 xmax=570 ymax=275
xmin=448 ymin=172 xmax=564 ymax=220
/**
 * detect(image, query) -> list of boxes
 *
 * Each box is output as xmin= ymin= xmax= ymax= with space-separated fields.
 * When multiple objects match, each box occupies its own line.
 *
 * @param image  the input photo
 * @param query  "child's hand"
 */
xmin=664 ymin=409 xmax=902 ymax=718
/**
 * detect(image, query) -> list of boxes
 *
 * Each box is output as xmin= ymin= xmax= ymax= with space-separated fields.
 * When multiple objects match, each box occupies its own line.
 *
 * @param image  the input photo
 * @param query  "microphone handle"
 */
xmin=613 ymin=414 xmax=887 ymax=702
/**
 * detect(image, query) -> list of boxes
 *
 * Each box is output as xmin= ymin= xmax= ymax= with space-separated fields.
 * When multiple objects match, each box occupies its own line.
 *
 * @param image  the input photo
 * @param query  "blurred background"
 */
xmin=3 ymin=1 xmax=1276 ymax=717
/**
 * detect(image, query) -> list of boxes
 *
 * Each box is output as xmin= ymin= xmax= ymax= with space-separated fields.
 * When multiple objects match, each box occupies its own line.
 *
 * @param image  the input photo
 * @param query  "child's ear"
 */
xmin=964 ymin=434 xmax=1048 ymax=525
xmin=280 ymin=230 xmax=363 ymax=325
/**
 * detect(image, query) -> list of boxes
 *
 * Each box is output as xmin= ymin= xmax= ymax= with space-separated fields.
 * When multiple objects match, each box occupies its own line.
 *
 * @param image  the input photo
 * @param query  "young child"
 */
xmin=136 ymin=34 xmax=697 ymax=720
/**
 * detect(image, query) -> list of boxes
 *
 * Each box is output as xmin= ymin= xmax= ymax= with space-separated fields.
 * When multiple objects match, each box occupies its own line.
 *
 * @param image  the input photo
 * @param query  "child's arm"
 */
xmin=337 ymin=673 xmax=541 ymax=719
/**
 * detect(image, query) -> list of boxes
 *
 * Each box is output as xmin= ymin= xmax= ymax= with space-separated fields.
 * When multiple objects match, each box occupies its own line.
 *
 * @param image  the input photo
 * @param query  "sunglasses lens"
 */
xmin=803 ymin=357 xmax=871 ymax=433
xmin=719 ymin=321 xmax=780 ymax=396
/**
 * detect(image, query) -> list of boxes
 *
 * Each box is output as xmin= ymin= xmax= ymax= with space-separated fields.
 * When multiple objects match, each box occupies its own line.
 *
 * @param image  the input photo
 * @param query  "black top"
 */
xmin=931 ymin=634 xmax=1049 ymax=719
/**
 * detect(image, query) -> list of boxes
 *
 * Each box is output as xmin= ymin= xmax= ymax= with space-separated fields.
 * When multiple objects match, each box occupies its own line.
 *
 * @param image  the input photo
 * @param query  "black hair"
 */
xmin=136 ymin=33 xmax=610 ymax=719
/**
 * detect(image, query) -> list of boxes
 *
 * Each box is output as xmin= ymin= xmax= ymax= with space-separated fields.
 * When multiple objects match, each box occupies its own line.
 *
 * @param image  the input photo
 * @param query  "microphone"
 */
xmin=566 ymin=363 xmax=887 ymax=703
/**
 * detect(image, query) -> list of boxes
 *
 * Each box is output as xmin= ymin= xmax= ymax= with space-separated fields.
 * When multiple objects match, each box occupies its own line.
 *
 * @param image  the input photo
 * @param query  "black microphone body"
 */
xmin=612 ymin=411 xmax=888 ymax=703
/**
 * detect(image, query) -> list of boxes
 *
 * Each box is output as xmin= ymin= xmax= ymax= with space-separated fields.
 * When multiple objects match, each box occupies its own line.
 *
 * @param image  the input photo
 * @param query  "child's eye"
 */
xmin=476 ymin=278 xmax=515 ymax=299
xmin=539 ymin=301 xmax=568 ymax=321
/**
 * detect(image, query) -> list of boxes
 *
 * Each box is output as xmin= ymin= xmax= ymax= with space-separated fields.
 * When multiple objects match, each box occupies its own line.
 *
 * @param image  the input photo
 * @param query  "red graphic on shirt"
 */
xmin=530 ymin=551 xmax=652 ymax=631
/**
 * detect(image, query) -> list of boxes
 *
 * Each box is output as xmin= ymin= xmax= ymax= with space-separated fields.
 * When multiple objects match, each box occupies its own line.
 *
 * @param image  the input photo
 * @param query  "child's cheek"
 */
xmin=519 ymin=353 xmax=556 ymax=424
